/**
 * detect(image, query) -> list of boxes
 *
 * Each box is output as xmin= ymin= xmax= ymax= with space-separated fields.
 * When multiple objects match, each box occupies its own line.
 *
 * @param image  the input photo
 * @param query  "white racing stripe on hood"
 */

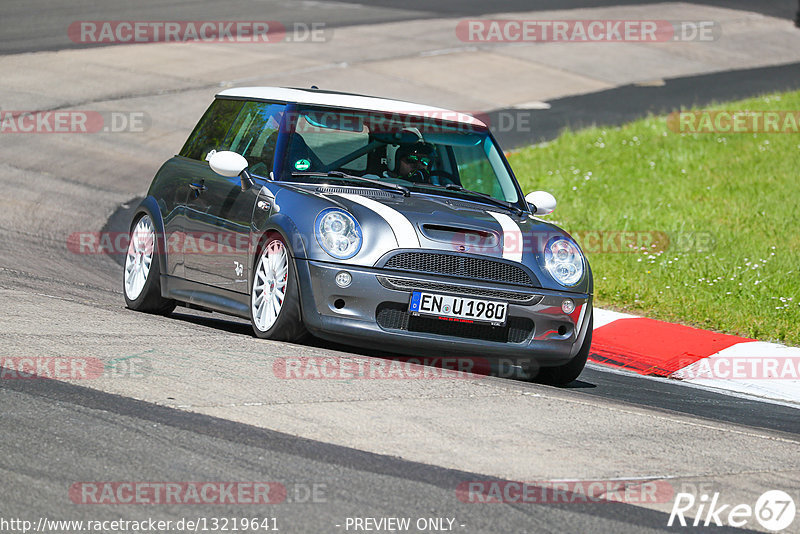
xmin=487 ymin=212 xmax=523 ymax=263
xmin=338 ymin=194 xmax=420 ymax=248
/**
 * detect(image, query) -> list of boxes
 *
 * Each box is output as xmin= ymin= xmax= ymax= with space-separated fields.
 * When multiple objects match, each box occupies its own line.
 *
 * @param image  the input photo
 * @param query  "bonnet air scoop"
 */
xmin=420 ymin=224 xmax=500 ymax=247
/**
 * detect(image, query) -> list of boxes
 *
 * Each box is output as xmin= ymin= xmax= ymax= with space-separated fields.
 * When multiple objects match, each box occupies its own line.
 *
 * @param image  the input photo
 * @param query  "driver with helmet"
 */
xmin=388 ymin=142 xmax=435 ymax=183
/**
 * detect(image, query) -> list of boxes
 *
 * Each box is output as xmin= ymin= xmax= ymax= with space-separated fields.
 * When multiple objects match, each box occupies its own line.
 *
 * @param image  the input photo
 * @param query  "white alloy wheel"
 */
xmin=124 ymin=215 xmax=155 ymax=300
xmin=252 ymin=239 xmax=289 ymax=332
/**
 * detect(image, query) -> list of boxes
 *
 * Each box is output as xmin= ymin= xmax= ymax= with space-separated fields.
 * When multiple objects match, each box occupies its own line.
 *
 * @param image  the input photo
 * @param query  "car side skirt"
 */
xmin=161 ymin=275 xmax=250 ymax=319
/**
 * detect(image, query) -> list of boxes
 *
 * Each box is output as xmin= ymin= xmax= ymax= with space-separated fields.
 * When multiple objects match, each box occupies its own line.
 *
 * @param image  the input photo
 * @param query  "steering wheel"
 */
xmin=406 ymin=169 xmax=430 ymax=183
xmin=428 ymin=170 xmax=457 ymax=187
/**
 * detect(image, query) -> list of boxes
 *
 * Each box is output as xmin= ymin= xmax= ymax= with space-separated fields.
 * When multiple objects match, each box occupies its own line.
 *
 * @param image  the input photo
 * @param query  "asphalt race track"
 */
xmin=1 ymin=0 xmax=796 ymax=54
xmin=1 ymin=1 xmax=799 ymax=533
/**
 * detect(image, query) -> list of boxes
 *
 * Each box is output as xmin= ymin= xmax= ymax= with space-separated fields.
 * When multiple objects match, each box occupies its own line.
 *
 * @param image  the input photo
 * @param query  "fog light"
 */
xmin=335 ymin=271 xmax=352 ymax=288
xmin=561 ymin=299 xmax=575 ymax=314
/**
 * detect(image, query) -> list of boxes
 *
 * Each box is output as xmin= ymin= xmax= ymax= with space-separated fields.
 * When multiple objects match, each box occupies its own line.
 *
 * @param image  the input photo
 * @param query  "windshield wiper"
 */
xmin=292 ymin=171 xmax=411 ymax=197
xmin=444 ymin=184 xmax=523 ymax=215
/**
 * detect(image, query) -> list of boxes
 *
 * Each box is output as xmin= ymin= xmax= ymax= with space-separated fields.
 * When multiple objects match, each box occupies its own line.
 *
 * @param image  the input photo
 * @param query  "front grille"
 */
xmin=376 ymin=303 xmax=533 ymax=344
xmin=376 ymin=276 xmax=542 ymax=305
xmin=383 ymin=252 xmax=535 ymax=287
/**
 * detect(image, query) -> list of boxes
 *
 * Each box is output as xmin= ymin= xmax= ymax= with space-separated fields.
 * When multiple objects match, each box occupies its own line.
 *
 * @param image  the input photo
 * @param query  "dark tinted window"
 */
xmin=223 ymin=102 xmax=286 ymax=174
xmin=179 ymin=99 xmax=244 ymax=161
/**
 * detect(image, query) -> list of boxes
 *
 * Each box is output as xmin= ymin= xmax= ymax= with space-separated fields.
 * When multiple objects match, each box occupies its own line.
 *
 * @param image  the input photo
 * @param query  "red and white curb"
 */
xmin=590 ymin=309 xmax=800 ymax=404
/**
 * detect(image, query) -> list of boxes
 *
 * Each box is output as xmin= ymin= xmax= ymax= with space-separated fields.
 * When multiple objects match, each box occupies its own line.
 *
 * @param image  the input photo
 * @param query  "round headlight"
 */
xmin=315 ymin=208 xmax=362 ymax=260
xmin=545 ymin=237 xmax=584 ymax=287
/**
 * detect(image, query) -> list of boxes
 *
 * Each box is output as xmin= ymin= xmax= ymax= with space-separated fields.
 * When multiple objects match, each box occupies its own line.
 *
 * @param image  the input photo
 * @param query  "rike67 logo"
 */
xmin=669 ymin=489 xmax=796 ymax=531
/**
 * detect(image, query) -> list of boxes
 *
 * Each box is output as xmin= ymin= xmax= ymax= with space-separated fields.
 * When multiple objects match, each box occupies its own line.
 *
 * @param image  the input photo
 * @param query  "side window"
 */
xmin=223 ymin=102 xmax=286 ymax=173
xmin=179 ymin=99 xmax=244 ymax=161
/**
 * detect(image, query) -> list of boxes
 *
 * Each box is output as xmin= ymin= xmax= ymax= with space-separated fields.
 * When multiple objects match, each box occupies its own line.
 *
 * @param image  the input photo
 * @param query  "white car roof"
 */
xmin=216 ymin=86 xmax=487 ymax=128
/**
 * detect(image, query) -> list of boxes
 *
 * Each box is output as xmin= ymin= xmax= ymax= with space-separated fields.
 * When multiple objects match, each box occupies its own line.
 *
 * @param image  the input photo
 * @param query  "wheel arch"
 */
xmin=248 ymin=220 xmax=309 ymax=341
xmin=129 ymin=196 xmax=169 ymax=280
xmin=249 ymin=212 xmax=308 ymax=291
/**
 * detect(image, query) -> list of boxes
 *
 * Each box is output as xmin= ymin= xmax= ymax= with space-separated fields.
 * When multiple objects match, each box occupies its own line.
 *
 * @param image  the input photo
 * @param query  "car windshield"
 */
xmin=280 ymin=106 xmax=521 ymax=206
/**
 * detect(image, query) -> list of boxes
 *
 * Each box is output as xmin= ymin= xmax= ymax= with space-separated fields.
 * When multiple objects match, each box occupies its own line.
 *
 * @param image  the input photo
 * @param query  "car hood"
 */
xmin=271 ymin=184 xmax=591 ymax=294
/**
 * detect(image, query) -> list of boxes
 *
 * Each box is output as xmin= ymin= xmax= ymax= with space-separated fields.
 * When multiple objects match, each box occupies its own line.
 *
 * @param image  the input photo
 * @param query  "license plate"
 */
xmin=409 ymin=291 xmax=507 ymax=326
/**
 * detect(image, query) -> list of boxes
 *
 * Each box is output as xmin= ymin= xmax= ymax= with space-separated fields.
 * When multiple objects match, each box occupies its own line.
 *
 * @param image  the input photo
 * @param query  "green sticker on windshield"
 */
xmin=294 ymin=159 xmax=311 ymax=171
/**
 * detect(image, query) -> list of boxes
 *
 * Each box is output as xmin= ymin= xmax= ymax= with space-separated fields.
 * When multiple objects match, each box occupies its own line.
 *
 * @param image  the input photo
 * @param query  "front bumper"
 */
xmin=295 ymin=258 xmax=592 ymax=367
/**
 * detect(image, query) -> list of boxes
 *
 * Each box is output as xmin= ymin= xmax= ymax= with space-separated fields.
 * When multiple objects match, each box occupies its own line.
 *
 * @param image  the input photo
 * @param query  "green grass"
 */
xmin=507 ymin=91 xmax=800 ymax=345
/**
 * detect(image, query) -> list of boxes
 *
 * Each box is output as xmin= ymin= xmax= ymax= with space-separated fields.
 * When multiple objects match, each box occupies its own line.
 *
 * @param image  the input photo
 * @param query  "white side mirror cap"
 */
xmin=208 ymin=150 xmax=248 ymax=177
xmin=525 ymin=191 xmax=557 ymax=216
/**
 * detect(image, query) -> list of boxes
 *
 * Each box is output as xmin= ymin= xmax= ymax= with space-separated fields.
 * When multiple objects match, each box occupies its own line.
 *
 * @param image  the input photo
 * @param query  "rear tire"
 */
xmin=250 ymin=235 xmax=308 ymax=342
xmin=123 ymin=214 xmax=176 ymax=315
xmin=536 ymin=310 xmax=593 ymax=386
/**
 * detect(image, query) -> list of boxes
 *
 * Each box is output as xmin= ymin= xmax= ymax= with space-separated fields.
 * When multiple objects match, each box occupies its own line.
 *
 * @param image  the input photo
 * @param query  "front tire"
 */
xmin=123 ymin=214 xmax=176 ymax=314
xmin=536 ymin=310 xmax=593 ymax=386
xmin=250 ymin=235 xmax=307 ymax=341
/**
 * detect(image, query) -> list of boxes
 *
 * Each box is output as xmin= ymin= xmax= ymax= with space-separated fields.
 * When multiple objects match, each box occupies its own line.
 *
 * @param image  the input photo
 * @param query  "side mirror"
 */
xmin=209 ymin=150 xmax=248 ymax=177
xmin=525 ymin=191 xmax=557 ymax=216
xmin=208 ymin=150 xmax=253 ymax=191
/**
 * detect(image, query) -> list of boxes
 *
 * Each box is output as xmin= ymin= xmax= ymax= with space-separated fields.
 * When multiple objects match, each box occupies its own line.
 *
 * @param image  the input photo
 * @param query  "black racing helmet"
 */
xmin=395 ymin=142 xmax=435 ymax=168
